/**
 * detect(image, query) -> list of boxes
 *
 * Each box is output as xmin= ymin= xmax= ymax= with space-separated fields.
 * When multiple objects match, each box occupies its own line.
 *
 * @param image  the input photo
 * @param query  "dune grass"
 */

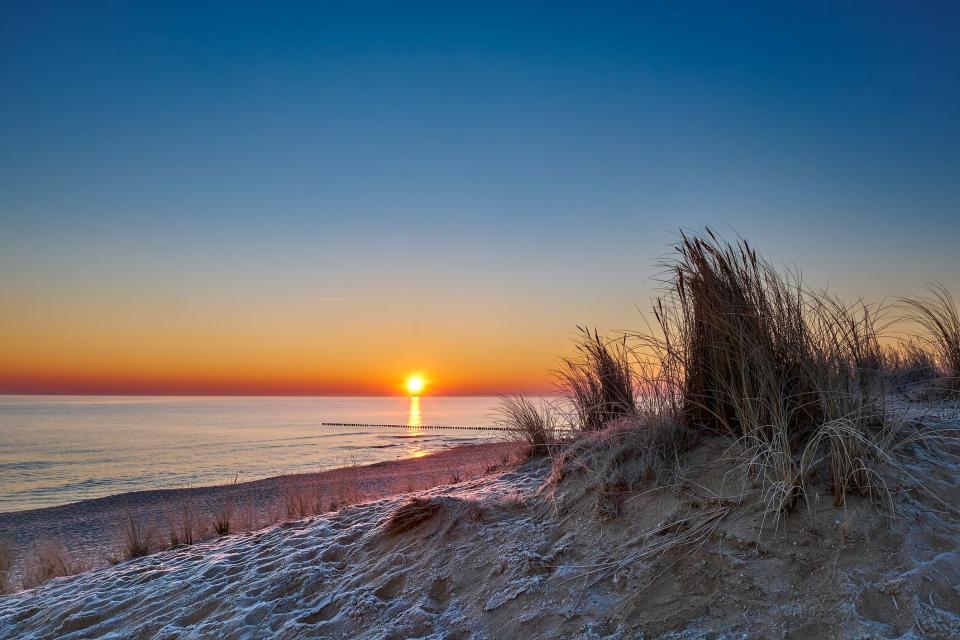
xmin=0 ymin=539 xmax=12 ymax=595
xmin=656 ymin=231 xmax=888 ymax=440
xmin=212 ymin=499 xmax=234 ymax=537
xmin=22 ymin=541 xmax=84 ymax=589
xmin=167 ymin=495 xmax=201 ymax=547
xmin=501 ymin=228 xmax=952 ymax=523
xmin=329 ymin=470 xmax=364 ymax=511
xmin=116 ymin=513 xmax=157 ymax=561
xmin=495 ymin=395 xmax=557 ymax=453
xmin=282 ymin=485 xmax=318 ymax=519
xmin=235 ymin=501 xmax=261 ymax=533
xmin=882 ymin=340 xmax=941 ymax=394
xmin=638 ymin=231 xmax=911 ymax=512
xmin=903 ymin=282 xmax=960 ymax=396
xmin=556 ymin=329 xmax=637 ymax=433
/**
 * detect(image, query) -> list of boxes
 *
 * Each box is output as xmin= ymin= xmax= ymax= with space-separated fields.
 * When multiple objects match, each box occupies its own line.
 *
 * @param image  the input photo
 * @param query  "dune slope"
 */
xmin=2 ymin=418 xmax=960 ymax=639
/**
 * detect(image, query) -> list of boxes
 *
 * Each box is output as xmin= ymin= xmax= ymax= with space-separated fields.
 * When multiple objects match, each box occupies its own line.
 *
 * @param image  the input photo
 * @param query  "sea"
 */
xmin=0 ymin=395 xmax=505 ymax=513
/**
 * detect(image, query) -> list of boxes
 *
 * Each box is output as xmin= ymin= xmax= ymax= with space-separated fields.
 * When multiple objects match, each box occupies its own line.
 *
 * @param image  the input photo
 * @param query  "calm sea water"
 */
xmin=0 ymin=395 xmax=504 ymax=513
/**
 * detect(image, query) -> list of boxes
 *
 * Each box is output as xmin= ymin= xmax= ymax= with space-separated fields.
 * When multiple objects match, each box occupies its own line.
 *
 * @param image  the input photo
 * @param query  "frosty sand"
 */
xmin=2 ymin=409 xmax=959 ymax=639
xmin=0 ymin=442 xmax=517 ymax=588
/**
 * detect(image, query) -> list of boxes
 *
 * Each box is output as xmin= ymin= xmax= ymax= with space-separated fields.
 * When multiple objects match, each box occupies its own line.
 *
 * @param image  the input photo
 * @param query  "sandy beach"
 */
xmin=2 ymin=409 xmax=959 ymax=638
xmin=0 ymin=442 xmax=518 ymax=585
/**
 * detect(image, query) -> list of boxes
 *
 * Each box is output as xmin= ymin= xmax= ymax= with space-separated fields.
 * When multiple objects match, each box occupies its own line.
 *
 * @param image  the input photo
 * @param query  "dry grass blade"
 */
xmin=331 ymin=478 xmax=363 ymax=512
xmin=545 ymin=417 xmax=688 ymax=506
xmin=730 ymin=406 xmax=803 ymax=532
xmin=234 ymin=502 xmax=261 ymax=533
xmin=567 ymin=502 xmax=731 ymax=588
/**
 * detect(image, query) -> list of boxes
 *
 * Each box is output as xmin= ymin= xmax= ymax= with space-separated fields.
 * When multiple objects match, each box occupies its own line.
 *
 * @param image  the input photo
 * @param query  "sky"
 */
xmin=1 ymin=1 xmax=959 ymax=396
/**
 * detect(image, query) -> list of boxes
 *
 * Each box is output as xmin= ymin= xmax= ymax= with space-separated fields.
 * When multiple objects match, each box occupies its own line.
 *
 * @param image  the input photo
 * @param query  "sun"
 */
xmin=405 ymin=375 xmax=426 ymax=395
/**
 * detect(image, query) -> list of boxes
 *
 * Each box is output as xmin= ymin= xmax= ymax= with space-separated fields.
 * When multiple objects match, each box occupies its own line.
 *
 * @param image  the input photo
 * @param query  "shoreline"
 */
xmin=0 ymin=441 xmax=519 ymax=585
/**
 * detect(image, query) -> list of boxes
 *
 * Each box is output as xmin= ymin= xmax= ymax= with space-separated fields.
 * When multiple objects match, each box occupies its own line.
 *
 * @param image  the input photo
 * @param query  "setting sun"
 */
xmin=405 ymin=375 xmax=425 ymax=395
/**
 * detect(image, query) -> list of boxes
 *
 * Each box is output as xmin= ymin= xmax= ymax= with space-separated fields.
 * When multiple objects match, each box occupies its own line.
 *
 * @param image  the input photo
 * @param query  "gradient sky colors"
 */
xmin=2 ymin=2 xmax=959 ymax=395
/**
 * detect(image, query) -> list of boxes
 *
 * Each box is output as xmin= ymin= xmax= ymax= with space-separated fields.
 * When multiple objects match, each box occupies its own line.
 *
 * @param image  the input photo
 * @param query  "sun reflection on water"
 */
xmin=406 ymin=396 xmax=428 ymax=457
xmin=407 ymin=396 xmax=421 ymax=430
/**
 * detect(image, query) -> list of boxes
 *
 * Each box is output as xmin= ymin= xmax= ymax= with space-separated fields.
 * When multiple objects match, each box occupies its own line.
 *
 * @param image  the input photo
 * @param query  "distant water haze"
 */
xmin=0 ymin=395 xmax=507 ymax=513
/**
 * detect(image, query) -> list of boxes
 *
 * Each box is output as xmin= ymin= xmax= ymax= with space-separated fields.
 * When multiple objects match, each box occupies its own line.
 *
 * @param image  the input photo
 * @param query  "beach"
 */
xmin=2 ymin=409 xmax=959 ymax=638
xmin=0 ymin=442 xmax=518 ymax=586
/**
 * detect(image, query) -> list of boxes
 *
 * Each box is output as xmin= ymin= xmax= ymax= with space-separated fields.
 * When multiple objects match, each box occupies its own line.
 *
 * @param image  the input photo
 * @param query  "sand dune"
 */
xmin=3 ymin=410 xmax=960 ymax=638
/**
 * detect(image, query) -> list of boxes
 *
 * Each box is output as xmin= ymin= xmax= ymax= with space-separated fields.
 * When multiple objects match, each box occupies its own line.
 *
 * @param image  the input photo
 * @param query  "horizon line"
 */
xmin=0 ymin=391 xmax=559 ymax=398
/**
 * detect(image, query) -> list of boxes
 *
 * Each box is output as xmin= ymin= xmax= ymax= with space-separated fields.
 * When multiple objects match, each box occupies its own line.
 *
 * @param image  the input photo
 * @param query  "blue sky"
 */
xmin=1 ymin=1 xmax=959 ymax=393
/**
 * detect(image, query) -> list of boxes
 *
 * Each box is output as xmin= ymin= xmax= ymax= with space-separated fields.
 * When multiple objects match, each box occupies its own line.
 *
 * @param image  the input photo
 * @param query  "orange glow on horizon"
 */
xmin=0 ymin=282 xmax=567 ymax=396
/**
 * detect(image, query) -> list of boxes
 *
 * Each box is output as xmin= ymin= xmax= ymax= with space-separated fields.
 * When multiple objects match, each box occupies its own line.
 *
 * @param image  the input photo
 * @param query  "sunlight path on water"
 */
xmin=0 ymin=395 xmax=506 ymax=511
xmin=408 ymin=396 xmax=421 ymax=429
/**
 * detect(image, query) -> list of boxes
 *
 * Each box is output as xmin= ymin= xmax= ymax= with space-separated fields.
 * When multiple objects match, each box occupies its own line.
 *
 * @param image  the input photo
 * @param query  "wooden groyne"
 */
xmin=320 ymin=421 xmax=511 ymax=432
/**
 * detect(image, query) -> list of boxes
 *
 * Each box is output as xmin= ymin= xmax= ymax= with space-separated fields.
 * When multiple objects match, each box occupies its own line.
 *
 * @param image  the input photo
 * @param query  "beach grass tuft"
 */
xmin=212 ymin=499 xmax=234 ymax=536
xmin=282 ymin=485 xmax=317 ymax=519
xmin=167 ymin=495 xmax=200 ymax=547
xmin=0 ymin=539 xmax=12 ymax=595
xmin=384 ymin=497 xmax=444 ymax=536
xmin=636 ymin=229 xmax=901 ymax=513
xmin=116 ymin=513 xmax=157 ymax=561
xmin=495 ymin=395 xmax=557 ymax=454
xmin=22 ymin=541 xmax=83 ymax=589
xmin=556 ymin=329 xmax=637 ymax=433
xmin=235 ymin=501 xmax=261 ymax=533
xmin=508 ymin=227 xmax=946 ymax=523
xmin=903 ymin=282 xmax=960 ymax=397
xmin=883 ymin=340 xmax=941 ymax=395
